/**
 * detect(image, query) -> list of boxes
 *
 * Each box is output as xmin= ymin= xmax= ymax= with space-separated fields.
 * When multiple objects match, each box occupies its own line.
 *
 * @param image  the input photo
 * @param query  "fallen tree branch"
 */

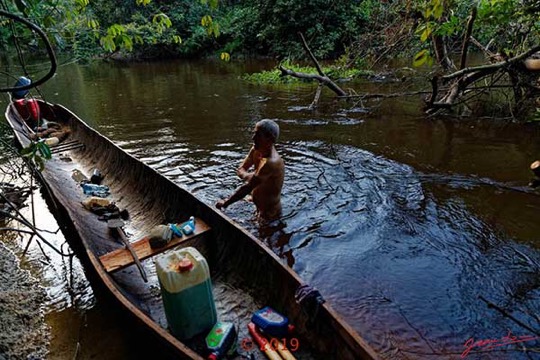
xmin=299 ymin=32 xmax=326 ymax=77
xmin=470 ymin=36 xmax=496 ymax=59
xmin=276 ymin=32 xmax=348 ymax=100
xmin=428 ymin=77 xmax=439 ymax=107
xmin=443 ymin=45 xmax=540 ymax=81
xmin=309 ymin=84 xmax=323 ymax=110
xmin=339 ymin=89 xmax=435 ymax=99
xmin=459 ymin=7 xmax=477 ymax=70
xmin=278 ymin=66 xmax=347 ymax=97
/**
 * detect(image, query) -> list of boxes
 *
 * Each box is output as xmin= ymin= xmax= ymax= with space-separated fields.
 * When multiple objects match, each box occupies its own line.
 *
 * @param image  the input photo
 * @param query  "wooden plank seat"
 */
xmin=99 ymin=218 xmax=210 ymax=273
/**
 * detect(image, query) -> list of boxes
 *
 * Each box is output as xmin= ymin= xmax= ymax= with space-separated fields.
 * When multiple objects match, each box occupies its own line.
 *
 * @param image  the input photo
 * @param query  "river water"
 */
xmin=2 ymin=59 xmax=540 ymax=359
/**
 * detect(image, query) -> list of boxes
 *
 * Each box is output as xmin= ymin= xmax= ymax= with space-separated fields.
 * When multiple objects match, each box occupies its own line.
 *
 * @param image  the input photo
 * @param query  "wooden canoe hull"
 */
xmin=5 ymin=100 xmax=378 ymax=360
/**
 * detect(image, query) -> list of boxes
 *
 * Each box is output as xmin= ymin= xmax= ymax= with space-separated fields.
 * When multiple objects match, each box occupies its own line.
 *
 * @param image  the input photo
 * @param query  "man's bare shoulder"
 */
xmin=263 ymin=153 xmax=283 ymax=169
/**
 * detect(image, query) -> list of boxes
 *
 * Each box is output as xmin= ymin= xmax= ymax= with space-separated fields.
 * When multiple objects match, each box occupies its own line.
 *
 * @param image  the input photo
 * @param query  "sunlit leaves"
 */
xmin=152 ymin=13 xmax=172 ymax=35
xmin=136 ymin=0 xmax=151 ymax=6
xmin=100 ymin=24 xmax=129 ymax=52
xmin=201 ymin=15 xmax=212 ymax=27
xmin=424 ymin=0 xmax=444 ymax=19
xmin=87 ymin=19 xmax=99 ymax=29
xmin=210 ymin=22 xmax=220 ymax=37
xmin=153 ymin=13 xmax=172 ymax=28
xmin=75 ymin=0 xmax=89 ymax=11
xmin=201 ymin=15 xmax=220 ymax=37
xmin=220 ymin=52 xmax=230 ymax=62
xmin=120 ymin=34 xmax=133 ymax=51
xmin=418 ymin=23 xmax=433 ymax=42
xmin=417 ymin=0 xmax=447 ymax=45
xmin=200 ymin=0 xmax=221 ymax=39
xmin=134 ymin=35 xmax=144 ymax=45
xmin=107 ymin=24 xmax=126 ymax=37
xmin=100 ymin=35 xmax=116 ymax=52
xmin=413 ymin=49 xmax=433 ymax=67
xmin=3 ymin=0 xmax=226 ymax=60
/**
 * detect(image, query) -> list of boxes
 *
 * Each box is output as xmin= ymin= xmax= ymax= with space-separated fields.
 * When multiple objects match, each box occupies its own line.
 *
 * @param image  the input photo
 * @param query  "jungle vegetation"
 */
xmin=0 ymin=0 xmax=536 ymax=62
xmin=1 ymin=0 xmax=540 ymax=119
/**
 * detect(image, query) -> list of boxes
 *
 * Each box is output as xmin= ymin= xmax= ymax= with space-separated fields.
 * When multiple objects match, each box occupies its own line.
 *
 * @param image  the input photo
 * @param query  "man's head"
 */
xmin=253 ymin=119 xmax=279 ymax=150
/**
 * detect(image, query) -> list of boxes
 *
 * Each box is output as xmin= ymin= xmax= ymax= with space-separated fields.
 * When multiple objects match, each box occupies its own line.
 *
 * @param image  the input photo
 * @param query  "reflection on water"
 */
xmin=2 ymin=59 xmax=540 ymax=358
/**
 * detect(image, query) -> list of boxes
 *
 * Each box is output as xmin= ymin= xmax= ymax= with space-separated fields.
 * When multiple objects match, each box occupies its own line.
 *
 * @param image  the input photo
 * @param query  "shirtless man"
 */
xmin=216 ymin=119 xmax=284 ymax=221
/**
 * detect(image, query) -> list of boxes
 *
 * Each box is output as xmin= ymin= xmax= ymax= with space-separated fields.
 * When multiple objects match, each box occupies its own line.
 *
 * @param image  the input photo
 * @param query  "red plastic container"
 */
xmin=14 ymin=98 xmax=40 ymax=125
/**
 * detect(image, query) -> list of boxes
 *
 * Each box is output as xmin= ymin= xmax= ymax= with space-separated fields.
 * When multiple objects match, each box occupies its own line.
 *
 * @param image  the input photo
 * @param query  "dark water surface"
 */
xmin=3 ymin=59 xmax=540 ymax=359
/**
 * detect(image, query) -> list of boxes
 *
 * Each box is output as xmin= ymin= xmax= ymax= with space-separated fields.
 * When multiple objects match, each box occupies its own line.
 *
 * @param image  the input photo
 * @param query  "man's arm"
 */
xmin=237 ymin=147 xmax=255 ymax=181
xmin=216 ymin=175 xmax=261 ymax=209
xmin=216 ymin=158 xmax=273 ymax=210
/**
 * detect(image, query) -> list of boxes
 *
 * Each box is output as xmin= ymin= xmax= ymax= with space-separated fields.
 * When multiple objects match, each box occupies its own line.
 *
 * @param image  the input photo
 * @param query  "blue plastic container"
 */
xmin=12 ymin=76 xmax=31 ymax=99
xmin=251 ymin=307 xmax=290 ymax=338
xmin=156 ymin=247 xmax=217 ymax=340
xmin=180 ymin=216 xmax=195 ymax=235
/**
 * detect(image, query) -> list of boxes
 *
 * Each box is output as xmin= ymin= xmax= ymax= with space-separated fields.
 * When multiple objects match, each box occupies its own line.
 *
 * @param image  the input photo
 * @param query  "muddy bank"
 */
xmin=0 ymin=241 xmax=49 ymax=359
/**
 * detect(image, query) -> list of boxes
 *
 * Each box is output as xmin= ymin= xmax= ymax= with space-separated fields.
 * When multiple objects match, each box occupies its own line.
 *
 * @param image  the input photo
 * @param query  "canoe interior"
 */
xmin=5 ymin=101 xmax=378 ymax=360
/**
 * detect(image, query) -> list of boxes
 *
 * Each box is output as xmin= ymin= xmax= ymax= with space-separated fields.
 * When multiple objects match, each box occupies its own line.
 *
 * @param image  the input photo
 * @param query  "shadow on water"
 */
xmin=6 ymin=59 xmax=539 ymax=359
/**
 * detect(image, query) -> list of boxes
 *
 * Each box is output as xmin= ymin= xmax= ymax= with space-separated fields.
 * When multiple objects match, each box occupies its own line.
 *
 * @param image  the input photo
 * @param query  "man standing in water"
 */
xmin=216 ymin=119 xmax=284 ymax=221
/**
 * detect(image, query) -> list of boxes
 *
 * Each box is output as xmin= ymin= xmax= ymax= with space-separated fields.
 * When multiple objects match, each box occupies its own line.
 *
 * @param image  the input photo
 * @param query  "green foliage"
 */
xmin=20 ymin=141 xmax=51 ymax=171
xmin=3 ymin=0 xmax=540 ymax=64
xmin=220 ymin=52 xmax=230 ymax=61
xmin=475 ymin=0 xmax=540 ymax=51
xmin=201 ymin=14 xmax=220 ymax=37
xmin=242 ymin=60 xmax=371 ymax=85
xmin=413 ymin=0 xmax=540 ymax=67
xmin=0 ymin=0 xmax=220 ymax=59
xmin=218 ymin=0 xmax=366 ymax=60
xmin=413 ymin=49 xmax=430 ymax=67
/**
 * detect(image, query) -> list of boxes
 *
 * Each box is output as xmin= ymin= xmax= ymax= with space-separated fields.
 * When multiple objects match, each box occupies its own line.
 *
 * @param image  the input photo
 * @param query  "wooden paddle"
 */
xmin=107 ymin=218 xmax=148 ymax=282
xmin=247 ymin=322 xmax=283 ymax=360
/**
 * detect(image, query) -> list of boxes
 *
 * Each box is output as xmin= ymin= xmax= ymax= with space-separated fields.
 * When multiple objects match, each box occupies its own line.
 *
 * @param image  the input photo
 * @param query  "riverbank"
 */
xmin=0 ymin=241 xmax=49 ymax=359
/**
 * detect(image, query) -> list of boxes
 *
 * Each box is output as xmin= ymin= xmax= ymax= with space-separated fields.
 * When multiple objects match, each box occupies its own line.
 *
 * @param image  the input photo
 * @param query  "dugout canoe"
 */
xmin=5 ymin=99 xmax=379 ymax=360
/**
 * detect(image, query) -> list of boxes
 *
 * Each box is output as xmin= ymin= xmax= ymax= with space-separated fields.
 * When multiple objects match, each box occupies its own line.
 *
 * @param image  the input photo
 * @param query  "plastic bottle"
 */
xmin=72 ymin=169 xmax=89 ymax=183
xmin=169 ymin=223 xmax=183 ymax=238
xmin=81 ymin=183 xmax=109 ymax=195
xmin=181 ymin=216 xmax=196 ymax=235
xmin=44 ymin=137 xmax=59 ymax=146
xmin=90 ymin=169 xmax=104 ymax=184
xmin=87 ymin=190 xmax=109 ymax=198
xmin=206 ymin=322 xmax=237 ymax=360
